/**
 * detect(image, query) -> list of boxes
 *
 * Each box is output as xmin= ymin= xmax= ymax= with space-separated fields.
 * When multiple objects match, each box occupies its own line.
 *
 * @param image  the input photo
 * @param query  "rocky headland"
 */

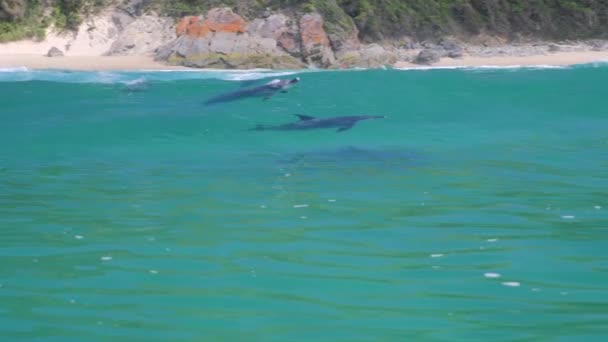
xmin=1 ymin=0 xmax=608 ymax=70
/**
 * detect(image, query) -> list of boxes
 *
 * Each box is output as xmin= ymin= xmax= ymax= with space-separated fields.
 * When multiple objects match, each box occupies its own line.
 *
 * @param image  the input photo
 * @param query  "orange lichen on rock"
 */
xmin=176 ymin=16 xmax=199 ymax=36
xmin=299 ymin=14 xmax=329 ymax=47
xmin=176 ymin=8 xmax=247 ymax=38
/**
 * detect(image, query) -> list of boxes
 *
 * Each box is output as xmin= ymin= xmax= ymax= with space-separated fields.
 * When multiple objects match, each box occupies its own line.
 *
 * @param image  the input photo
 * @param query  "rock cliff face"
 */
xmin=154 ymin=8 xmax=304 ymax=69
xmin=151 ymin=7 xmax=399 ymax=69
xmin=299 ymin=13 xmax=335 ymax=67
xmin=108 ymin=15 xmax=175 ymax=56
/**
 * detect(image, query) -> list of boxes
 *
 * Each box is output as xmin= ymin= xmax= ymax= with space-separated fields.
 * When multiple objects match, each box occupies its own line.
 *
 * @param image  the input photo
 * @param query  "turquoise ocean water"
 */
xmin=1 ymin=65 xmax=607 ymax=341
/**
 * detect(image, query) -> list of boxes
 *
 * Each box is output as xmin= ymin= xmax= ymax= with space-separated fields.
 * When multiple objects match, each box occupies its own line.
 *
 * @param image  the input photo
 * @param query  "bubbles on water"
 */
xmin=293 ymin=204 xmax=309 ymax=208
xmin=561 ymin=215 xmax=575 ymax=220
xmin=430 ymin=254 xmax=444 ymax=258
xmin=284 ymin=173 xmax=291 ymax=177
xmin=69 ymin=299 xmax=76 ymax=304
xmin=484 ymin=273 xmax=502 ymax=279
xmin=501 ymin=282 xmax=521 ymax=287
xmin=487 ymin=238 xmax=498 ymax=243
xmin=149 ymin=270 xmax=159 ymax=274
xmin=328 ymin=199 xmax=337 ymax=202
xmin=250 ymin=269 xmax=257 ymax=278
xmin=532 ymin=288 xmax=541 ymax=292
xmin=260 ymin=204 xmax=267 ymax=209
xmin=101 ymin=256 xmax=112 ymax=262
xmin=74 ymin=235 xmax=84 ymax=240
xmin=561 ymin=292 xmax=569 ymax=296
xmin=300 ymin=216 xmax=308 ymax=220
xmin=595 ymin=206 xmax=602 ymax=210
xmin=432 ymin=266 xmax=441 ymax=270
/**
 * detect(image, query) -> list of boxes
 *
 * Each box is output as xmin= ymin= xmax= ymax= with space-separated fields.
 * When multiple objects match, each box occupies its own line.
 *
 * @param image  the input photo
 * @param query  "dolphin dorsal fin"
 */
xmin=295 ymin=114 xmax=315 ymax=121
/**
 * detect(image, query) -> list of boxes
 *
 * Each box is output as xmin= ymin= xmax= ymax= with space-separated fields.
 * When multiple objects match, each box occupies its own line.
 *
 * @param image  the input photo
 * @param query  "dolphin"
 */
xmin=251 ymin=114 xmax=385 ymax=133
xmin=122 ymin=77 xmax=149 ymax=93
xmin=204 ymin=77 xmax=300 ymax=105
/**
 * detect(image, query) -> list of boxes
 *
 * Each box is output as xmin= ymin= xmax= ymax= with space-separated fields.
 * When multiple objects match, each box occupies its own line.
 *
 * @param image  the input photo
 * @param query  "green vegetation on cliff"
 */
xmin=148 ymin=0 xmax=608 ymax=40
xmin=0 ymin=0 xmax=106 ymax=42
xmin=2 ymin=0 xmax=608 ymax=43
xmin=338 ymin=0 xmax=608 ymax=41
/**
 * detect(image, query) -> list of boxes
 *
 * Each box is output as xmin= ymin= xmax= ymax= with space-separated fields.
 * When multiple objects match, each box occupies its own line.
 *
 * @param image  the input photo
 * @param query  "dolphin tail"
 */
xmin=337 ymin=124 xmax=354 ymax=133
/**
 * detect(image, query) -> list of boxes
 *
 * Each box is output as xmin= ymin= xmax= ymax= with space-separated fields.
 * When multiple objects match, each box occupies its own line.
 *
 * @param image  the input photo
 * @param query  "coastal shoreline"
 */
xmin=1 ymin=51 xmax=608 ymax=72
xmin=0 ymin=55 xmax=187 ymax=71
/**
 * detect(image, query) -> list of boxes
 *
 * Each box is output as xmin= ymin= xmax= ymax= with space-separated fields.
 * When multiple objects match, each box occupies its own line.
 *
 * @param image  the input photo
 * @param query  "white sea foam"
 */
xmin=293 ymin=204 xmax=309 ymax=208
xmin=0 ymin=67 xmax=28 ymax=72
xmin=430 ymin=254 xmax=444 ymax=258
xmin=502 ymin=282 xmax=521 ymax=287
xmin=395 ymin=64 xmax=567 ymax=71
xmin=2 ymin=62 xmax=606 ymax=83
xmin=101 ymin=256 xmax=112 ymax=261
xmin=0 ymin=68 xmax=304 ymax=84
xmin=223 ymin=70 xmax=298 ymax=81
xmin=74 ymin=235 xmax=84 ymax=240
xmin=484 ymin=273 xmax=501 ymax=279
xmin=561 ymin=215 xmax=576 ymax=219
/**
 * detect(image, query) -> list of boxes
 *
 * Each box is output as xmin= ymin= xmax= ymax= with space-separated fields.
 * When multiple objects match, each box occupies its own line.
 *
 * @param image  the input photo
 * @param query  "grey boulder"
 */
xmin=46 ymin=47 xmax=64 ymax=57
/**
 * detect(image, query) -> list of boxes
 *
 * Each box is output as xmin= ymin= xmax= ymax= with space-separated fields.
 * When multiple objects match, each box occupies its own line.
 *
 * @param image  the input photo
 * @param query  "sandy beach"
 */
xmin=1 ymin=33 xmax=608 ymax=71
xmin=394 ymin=51 xmax=608 ymax=69
xmin=1 ymin=51 xmax=607 ymax=71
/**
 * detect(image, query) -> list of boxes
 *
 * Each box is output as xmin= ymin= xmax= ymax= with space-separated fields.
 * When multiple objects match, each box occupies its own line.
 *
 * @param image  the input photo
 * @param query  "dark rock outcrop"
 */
xmin=414 ymin=49 xmax=441 ymax=65
xmin=440 ymin=39 xmax=464 ymax=58
xmin=0 ymin=0 xmax=26 ymax=20
xmin=46 ymin=47 xmax=64 ymax=57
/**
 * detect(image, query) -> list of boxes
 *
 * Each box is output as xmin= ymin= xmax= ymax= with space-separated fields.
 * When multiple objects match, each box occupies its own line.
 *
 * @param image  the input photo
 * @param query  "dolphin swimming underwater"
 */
xmin=122 ymin=77 xmax=149 ymax=93
xmin=251 ymin=114 xmax=385 ymax=133
xmin=204 ymin=77 xmax=300 ymax=105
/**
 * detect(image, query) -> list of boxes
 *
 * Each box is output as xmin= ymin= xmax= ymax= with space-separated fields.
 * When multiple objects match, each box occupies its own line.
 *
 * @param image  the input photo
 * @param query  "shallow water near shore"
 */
xmin=1 ymin=65 xmax=608 ymax=341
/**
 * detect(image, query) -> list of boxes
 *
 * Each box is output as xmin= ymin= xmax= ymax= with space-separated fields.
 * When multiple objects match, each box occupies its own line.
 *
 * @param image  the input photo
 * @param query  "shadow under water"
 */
xmin=276 ymin=146 xmax=425 ymax=169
